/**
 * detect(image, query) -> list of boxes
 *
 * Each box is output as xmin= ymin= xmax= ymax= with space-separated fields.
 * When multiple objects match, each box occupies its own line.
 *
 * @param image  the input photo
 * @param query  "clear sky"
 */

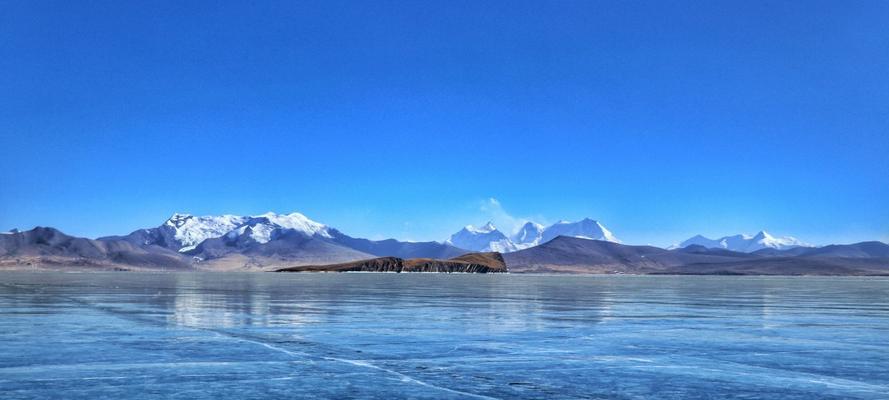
xmin=1 ymin=1 xmax=887 ymax=247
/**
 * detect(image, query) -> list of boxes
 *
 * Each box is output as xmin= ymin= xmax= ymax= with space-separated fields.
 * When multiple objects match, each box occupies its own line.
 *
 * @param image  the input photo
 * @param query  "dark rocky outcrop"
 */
xmin=275 ymin=252 xmax=507 ymax=273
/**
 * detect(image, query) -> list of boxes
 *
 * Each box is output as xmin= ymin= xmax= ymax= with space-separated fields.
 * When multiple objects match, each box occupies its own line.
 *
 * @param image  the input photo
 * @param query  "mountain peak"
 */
xmin=165 ymin=213 xmax=194 ymax=228
xmin=248 ymin=211 xmax=331 ymax=240
xmin=465 ymin=222 xmax=498 ymax=234
xmin=448 ymin=222 xmax=513 ymax=252
xmin=512 ymin=221 xmax=546 ymax=246
xmin=753 ymin=230 xmax=771 ymax=239
xmin=450 ymin=217 xmax=620 ymax=252
xmin=540 ymin=218 xmax=619 ymax=244
xmin=257 ymin=211 xmax=311 ymax=220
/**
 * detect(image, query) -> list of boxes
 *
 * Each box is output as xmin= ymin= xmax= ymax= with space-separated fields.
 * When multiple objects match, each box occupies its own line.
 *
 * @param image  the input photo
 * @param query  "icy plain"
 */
xmin=1 ymin=273 xmax=888 ymax=399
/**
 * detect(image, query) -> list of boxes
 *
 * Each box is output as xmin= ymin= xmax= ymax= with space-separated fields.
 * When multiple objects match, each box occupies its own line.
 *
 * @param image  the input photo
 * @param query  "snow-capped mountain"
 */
xmin=222 ymin=212 xmax=332 ymax=248
xmin=539 ymin=218 xmax=620 ymax=244
xmin=101 ymin=211 xmax=467 ymax=262
xmin=114 ymin=212 xmax=334 ymax=253
xmin=168 ymin=212 xmax=332 ymax=252
xmin=512 ymin=222 xmax=545 ymax=249
xmin=673 ymin=231 xmax=810 ymax=253
xmin=446 ymin=218 xmax=619 ymax=253
xmin=446 ymin=222 xmax=517 ymax=252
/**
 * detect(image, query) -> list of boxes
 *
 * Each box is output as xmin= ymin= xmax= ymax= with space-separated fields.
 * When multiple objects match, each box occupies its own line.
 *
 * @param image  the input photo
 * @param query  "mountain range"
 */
xmin=671 ymin=231 xmax=810 ymax=252
xmin=2 ymin=211 xmax=886 ymax=274
xmin=504 ymin=237 xmax=889 ymax=275
xmin=94 ymin=212 xmax=465 ymax=270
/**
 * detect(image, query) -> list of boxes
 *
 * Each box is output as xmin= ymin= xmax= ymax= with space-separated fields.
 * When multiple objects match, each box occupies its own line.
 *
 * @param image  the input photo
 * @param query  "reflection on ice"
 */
xmin=166 ymin=274 xmax=320 ymax=329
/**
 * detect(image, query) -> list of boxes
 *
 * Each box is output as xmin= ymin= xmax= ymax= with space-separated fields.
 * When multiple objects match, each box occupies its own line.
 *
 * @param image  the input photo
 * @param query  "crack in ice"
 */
xmin=1 ymin=283 xmax=502 ymax=400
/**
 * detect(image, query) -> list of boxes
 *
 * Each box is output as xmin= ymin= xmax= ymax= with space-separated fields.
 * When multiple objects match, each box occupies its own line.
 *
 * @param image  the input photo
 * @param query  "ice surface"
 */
xmin=1 ymin=273 xmax=888 ymax=399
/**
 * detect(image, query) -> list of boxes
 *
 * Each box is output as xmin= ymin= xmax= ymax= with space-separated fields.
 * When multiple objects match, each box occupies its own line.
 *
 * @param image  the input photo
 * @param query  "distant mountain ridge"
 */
xmin=446 ymin=218 xmax=619 ymax=253
xmin=673 ymin=231 xmax=811 ymax=253
xmin=505 ymin=236 xmax=889 ymax=275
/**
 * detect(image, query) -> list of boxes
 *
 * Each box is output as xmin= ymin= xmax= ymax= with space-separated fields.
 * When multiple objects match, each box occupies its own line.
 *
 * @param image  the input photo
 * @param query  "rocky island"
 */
xmin=275 ymin=252 xmax=507 ymax=273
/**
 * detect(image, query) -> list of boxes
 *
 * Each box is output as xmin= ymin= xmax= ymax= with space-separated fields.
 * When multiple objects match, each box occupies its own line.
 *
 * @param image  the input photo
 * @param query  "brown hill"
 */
xmin=0 ymin=227 xmax=190 ymax=271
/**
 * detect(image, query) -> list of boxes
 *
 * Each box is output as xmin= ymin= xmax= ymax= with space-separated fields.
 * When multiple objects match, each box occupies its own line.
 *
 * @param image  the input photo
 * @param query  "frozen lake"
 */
xmin=1 ymin=272 xmax=888 ymax=399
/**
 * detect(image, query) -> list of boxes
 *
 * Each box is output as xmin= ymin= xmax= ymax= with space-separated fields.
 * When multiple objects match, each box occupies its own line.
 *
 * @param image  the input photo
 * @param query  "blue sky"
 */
xmin=1 ymin=1 xmax=887 ymax=246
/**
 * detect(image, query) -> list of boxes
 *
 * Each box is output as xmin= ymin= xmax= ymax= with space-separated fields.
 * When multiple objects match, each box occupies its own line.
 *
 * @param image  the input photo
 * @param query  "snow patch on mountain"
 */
xmin=165 ymin=214 xmax=248 ymax=252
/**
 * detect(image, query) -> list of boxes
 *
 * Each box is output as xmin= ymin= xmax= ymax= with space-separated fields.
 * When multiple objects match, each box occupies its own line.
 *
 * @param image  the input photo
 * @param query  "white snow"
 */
xmin=512 ymin=222 xmax=545 ymax=246
xmin=165 ymin=214 xmax=247 ymax=252
xmin=464 ymin=222 xmax=498 ymax=234
xmin=487 ymin=239 xmax=519 ymax=253
xmin=257 ymin=212 xmax=332 ymax=239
